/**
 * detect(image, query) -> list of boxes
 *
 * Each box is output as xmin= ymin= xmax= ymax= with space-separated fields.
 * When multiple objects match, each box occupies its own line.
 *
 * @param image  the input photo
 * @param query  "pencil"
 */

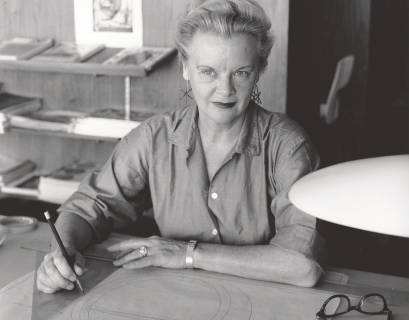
xmin=44 ymin=211 xmax=85 ymax=295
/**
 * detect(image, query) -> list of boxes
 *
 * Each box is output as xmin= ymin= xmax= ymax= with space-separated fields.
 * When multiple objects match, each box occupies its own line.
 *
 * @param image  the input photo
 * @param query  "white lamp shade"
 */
xmin=288 ymin=155 xmax=409 ymax=238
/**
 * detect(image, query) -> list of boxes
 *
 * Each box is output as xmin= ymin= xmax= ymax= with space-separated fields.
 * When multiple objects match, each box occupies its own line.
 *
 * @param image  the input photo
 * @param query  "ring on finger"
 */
xmin=138 ymin=246 xmax=148 ymax=258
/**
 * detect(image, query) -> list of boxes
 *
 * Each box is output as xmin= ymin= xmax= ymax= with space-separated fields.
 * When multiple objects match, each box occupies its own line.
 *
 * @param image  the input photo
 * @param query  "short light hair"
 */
xmin=175 ymin=0 xmax=275 ymax=75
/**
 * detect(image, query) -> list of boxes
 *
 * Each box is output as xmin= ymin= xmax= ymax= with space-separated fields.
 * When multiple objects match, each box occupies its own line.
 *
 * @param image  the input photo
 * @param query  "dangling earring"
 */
xmin=179 ymin=79 xmax=194 ymax=106
xmin=251 ymin=84 xmax=262 ymax=105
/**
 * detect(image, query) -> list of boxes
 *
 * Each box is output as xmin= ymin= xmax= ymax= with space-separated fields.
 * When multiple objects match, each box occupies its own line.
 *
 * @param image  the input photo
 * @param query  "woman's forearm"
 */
xmin=54 ymin=212 xmax=94 ymax=251
xmin=194 ymin=243 xmax=323 ymax=287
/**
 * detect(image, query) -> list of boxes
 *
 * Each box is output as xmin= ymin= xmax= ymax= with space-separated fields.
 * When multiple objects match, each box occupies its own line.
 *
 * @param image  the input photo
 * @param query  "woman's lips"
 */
xmin=213 ymin=102 xmax=236 ymax=108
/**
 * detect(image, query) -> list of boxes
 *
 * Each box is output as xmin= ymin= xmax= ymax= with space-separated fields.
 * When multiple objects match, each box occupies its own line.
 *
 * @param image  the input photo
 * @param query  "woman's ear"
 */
xmin=182 ymin=62 xmax=189 ymax=81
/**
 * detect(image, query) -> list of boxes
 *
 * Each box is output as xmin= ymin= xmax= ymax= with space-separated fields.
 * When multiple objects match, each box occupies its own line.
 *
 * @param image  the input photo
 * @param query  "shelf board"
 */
xmin=0 ymin=192 xmax=38 ymax=201
xmin=0 ymin=47 xmax=177 ymax=77
xmin=9 ymin=127 xmax=120 ymax=143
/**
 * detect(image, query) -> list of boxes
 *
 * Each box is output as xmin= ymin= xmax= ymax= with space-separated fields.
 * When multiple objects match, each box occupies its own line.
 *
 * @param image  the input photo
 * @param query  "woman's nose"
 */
xmin=216 ymin=75 xmax=235 ymax=96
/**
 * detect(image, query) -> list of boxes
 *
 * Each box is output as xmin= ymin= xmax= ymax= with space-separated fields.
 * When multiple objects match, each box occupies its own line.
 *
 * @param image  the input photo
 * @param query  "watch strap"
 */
xmin=186 ymin=240 xmax=197 ymax=269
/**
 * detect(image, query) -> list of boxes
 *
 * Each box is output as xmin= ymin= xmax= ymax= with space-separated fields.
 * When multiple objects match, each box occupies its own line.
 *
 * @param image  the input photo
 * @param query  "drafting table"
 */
xmin=1 ymin=217 xmax=409 ymax=319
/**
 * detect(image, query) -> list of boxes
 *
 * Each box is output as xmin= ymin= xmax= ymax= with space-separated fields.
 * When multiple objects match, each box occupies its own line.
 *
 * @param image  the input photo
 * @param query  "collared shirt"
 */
xmin=59 ymin=101 xmax=327 ymax=270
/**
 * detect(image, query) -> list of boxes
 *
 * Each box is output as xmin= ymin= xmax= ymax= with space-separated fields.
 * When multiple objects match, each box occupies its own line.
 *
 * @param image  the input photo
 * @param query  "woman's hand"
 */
xmin=36 ymin=247 xmax=85 ymax=294
xmin=107 ymin=236 xmax=188 ymax=270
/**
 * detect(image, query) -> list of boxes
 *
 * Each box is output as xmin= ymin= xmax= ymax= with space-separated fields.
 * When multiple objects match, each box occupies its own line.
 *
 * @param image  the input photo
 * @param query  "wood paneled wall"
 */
xmin=257 ymin=0 xmax=289 ymax=113
xmin=287 ymin=0 xmax=371 ymax=167
xmin=0 ymin=0 xmax=288 ymax=170
xmin=287 ymin=0 xmax=409 ymax=278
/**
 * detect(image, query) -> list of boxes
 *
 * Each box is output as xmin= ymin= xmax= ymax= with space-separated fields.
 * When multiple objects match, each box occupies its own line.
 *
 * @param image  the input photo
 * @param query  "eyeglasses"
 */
xmin=316 ymin=293 xmax=391 ymax=319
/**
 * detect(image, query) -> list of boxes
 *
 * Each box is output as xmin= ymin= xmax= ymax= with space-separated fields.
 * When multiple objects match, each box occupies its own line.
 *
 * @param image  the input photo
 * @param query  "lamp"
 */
xmin=288 ymin=155 xmax=409 ymax=238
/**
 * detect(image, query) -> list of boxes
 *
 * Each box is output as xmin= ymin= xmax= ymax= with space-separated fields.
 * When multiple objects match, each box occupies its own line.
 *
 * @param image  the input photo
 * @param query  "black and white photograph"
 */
xmin=0 ymin=1 xmax=408 ymax=319
xmin=93 ymin=0 xmax=133 ymax=33
xmin=74 ymin=0 xmax=142 ymax=48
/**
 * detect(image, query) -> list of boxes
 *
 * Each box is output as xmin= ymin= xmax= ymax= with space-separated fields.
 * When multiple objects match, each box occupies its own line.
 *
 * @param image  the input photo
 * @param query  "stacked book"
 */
xmin=0 ymin=37 xmax=53 ymax=60
xmin=37 ymin=160 xmax=99 ymax=204
xmin=0 ymin=154 xmax=36 ymax=188
xmin=0 ymin=170 xmax=41 ymax=198
xmin=0 ymin=92 xmax=42 ymax=133
xmin=9 ymin=109 xmax=86 ymax=133
xmin=0 ymin=37 xmax=106 ymax=62
xmin=31 ymin=42 xmax=106 ymax=63
xmin=103 ymin=47 xmax=176 ymax=72
xmin=72 ymin=108 xmax=156 ymax=139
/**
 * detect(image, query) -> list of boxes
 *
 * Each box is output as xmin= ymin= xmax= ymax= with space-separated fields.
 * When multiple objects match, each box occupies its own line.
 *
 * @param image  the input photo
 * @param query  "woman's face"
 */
xmin=183 ymin=32 xmax=259 ymax=126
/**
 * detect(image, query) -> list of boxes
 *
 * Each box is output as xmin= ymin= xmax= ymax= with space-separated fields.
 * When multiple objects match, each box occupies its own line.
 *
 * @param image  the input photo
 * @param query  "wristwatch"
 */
xmin=186 ymin=240 xmax=197 ymax=269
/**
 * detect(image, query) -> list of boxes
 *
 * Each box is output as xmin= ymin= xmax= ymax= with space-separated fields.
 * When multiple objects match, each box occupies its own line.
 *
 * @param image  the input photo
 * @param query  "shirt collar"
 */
xmin=168 ymin=105 xmax=198 ymax=155
xmin=169 ymin=100 xmax=260 ymax=156
xmin=235 ymin=100 xmax=260 ymax=156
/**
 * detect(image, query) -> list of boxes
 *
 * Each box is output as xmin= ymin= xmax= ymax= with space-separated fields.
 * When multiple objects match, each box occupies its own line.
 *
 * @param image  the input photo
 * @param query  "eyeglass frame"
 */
xmin=316 ymin=293 xmax=391 ymax=319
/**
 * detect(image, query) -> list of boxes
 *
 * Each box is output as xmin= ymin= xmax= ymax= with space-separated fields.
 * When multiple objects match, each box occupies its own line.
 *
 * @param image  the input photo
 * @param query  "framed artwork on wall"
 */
xmin=74 ymin=0 xmax=143 ymax=48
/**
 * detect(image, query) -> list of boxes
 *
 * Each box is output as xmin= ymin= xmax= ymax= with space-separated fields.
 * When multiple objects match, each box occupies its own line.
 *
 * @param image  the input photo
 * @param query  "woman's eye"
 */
xmin=235 ymin=71 xmax=249 ymax=78
xmin=202 ymin=70 xmax=215 ymax=76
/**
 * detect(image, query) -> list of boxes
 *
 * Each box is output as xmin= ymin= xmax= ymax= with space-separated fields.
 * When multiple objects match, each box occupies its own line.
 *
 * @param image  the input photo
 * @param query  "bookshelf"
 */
xmin=0 ymin=0 xmax=192 ymax=174
xmin=0 ymin=0 xmax=289 ymax=200
xmin=0 ymin=47 xmax=177 ymax=77
xmin=9 ymin=128 xmax=120 ymax=143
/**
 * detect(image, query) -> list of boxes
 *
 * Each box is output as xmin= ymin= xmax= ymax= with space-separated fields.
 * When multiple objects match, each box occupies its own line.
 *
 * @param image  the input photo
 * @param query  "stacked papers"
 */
xmin=38 ymin=160 xmax=98 ymax=204
xmin=72 ymin=108 xmax=155 ymax=139
xmin=0 ymin=155 xmax=36 ymax=187
xmin=0 ymin=92 xmax=42 ymax=133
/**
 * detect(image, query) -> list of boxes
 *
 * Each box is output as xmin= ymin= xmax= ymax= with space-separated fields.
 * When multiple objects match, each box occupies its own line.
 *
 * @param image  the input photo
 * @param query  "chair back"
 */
xmin=320 ymin=55 xmax=355 ymax=124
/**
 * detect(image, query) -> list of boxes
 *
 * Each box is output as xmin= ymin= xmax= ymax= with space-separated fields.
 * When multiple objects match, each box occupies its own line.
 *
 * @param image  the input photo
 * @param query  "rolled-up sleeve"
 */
xmin=58 ymin=124 xmax=152 ymax=243
xmin=269 ymin=133 xmax=327 ymax=272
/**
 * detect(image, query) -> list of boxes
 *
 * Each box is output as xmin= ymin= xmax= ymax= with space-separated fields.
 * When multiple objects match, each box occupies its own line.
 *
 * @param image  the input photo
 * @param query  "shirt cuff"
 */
xmin=269 ymin=224 xmax=327 ymax=272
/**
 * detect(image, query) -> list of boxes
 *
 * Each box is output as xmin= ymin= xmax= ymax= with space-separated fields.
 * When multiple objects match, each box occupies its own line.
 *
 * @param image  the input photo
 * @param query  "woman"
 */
xmin=37 ymin=0 xmax=327 ymax=294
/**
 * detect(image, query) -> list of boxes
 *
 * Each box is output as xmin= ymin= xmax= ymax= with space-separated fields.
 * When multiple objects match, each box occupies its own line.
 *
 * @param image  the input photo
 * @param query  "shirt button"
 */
xmin=211 ymin=192 xmax=218 ymax=199
xmin=212 ymin=229 xmax=218 ymax=236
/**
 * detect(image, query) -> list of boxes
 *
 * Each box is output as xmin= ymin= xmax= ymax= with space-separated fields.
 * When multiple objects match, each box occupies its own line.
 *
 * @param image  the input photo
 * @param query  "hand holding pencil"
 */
xmin=36 ymin=211 xmax=86 ymax=294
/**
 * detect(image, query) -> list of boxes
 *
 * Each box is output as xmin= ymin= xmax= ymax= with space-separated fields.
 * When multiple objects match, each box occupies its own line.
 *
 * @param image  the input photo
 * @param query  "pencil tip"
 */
xmin=76 ymin=280 xmax=85 ymax=295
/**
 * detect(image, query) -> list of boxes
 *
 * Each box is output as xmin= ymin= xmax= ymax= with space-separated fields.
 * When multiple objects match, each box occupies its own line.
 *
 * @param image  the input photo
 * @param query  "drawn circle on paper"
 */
xmin=70 ymin=275 xmax=252 ymax=320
